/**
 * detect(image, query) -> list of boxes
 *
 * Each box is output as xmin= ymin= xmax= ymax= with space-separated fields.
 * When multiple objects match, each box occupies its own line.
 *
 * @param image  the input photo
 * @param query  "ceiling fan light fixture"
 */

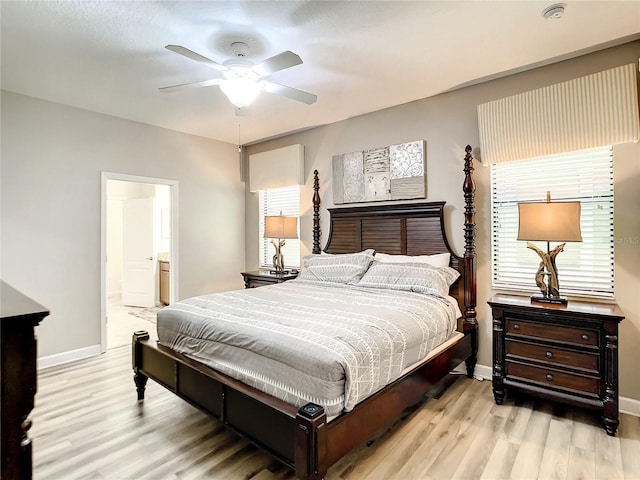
xmin=219 ymin=77 xmax=263 ymax=108
xmin=161 ymin=44 xmax=316 ymax=110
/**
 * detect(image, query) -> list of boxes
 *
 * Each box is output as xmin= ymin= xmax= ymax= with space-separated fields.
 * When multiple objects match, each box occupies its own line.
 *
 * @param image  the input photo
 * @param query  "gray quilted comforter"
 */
xmin=157 ymin=279 xmax=458 ymax=418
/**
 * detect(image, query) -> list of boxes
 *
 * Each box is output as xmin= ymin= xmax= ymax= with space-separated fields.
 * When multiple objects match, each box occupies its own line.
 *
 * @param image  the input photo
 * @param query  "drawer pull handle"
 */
xmin=513 ymin=324 xmax=520 ymax=330
xmin=545 ymin=351 xmax=553 ymax=359
xmin=581 ymin=334 xmax=589 ymax=341
xmin=546 ymin=374 xmax=554 ymax=381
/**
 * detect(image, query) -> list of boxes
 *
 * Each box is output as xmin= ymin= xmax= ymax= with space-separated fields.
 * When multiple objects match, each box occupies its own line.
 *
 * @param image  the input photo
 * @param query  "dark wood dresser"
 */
xmin=489 ymin=294 xmax=624 ymax=436
xmin=241 ymin=270 xmax=299 ymax=288
xmin=1 ymin=281 xmax=50 ymax=480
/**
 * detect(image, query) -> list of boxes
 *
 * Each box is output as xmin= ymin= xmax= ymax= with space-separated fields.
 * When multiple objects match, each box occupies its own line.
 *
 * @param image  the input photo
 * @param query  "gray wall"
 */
xmin=1 ymin=91 xmax=246 ymax=358
xmin=245 ymin=41 xmax=640 ymax=401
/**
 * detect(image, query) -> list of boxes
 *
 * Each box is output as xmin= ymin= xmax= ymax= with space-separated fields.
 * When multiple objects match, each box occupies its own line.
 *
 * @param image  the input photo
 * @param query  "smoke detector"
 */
xmin=542 ymin=3 xmax=566 ymax=20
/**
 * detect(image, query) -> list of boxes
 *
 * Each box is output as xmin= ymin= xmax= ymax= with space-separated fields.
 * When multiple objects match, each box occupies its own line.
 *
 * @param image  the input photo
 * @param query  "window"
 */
xmin=259 ymin=186 xmax=300 ymax=268
xmin=491 ymin=146 xmax=614 ymax=298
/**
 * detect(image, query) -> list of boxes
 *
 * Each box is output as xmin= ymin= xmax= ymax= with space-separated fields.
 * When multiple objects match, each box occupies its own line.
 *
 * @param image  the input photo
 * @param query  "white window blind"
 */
xmin=259 ymin=186 xmax=301 ymax=268
xmin=491 ymin=146 xmax=614 ymax=298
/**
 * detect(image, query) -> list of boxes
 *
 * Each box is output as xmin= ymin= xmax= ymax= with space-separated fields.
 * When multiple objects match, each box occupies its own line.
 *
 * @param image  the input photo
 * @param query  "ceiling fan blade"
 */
xmin=165 ymin=45 xmax=227 ymax=74
xmin=253 ymin=51 xmax=302 ymax=76
xmin=263 ymin=81 xmax=317 ymax=105
xmin=159 ymin=78 xmax=222 ymax=93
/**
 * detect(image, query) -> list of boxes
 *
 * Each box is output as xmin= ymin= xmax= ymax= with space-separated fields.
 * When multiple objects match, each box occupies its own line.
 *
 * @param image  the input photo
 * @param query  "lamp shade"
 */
xmin=264 ymin=215 xmax=298 ymax=239
xmin=518 ymin=201 xmax=582 ymax=242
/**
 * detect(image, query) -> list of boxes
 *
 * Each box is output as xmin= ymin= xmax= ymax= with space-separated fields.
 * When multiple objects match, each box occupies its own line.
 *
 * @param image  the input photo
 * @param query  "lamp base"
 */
xmin=269 ymin=269 xmax=290 ymax=275
xmin=531 ymin=295 xmax=568 ymax=305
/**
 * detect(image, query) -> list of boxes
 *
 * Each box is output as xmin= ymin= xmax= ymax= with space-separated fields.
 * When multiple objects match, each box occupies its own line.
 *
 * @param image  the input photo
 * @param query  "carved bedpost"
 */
xmin=462 ymin=145 xmax=478 ymax=378
xmin=312 ymin=170 xmax=321 ymax=254
xmin=295 ymin=403 xmax=327 ymax=479
xmin=132 ymin=330 xmax=149 ymax=402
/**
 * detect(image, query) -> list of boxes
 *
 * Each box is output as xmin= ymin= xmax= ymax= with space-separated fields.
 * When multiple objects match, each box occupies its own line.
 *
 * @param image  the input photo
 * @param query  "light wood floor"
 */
xmin=106 ymin=294 xmax=158 ymax=349
xmin=32 ymin=346 xmax=640 ymax=480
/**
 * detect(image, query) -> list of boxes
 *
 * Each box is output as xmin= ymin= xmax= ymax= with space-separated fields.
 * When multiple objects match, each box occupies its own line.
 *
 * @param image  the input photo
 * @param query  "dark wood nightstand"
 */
xmin=241 ymin=270 xmax=299 ymax=288
xmin=488 ymin=294 xmax=625 ymax=436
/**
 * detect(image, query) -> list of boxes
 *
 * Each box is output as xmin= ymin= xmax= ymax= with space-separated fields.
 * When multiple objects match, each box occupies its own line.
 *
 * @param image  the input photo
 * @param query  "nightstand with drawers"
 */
xmin=488 ymin=294 xmax=625 ymax=436
xmin=241 ymin=270 xmax=299 ymax=288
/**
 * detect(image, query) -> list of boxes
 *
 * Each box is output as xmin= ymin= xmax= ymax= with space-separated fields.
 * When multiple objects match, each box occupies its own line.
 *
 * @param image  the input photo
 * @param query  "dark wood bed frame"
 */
xmin=132 ymin=145 xmax=477 ymax=479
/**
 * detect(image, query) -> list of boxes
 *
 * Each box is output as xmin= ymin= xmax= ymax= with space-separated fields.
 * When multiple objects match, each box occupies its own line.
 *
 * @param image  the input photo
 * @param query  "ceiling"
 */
xmin=2 ymin=1 xmax=639 ymax=146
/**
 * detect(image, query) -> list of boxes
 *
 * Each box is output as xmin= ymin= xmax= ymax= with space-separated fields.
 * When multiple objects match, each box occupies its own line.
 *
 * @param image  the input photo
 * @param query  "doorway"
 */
xmin=100 ymin=173 xmax=178 ymax=352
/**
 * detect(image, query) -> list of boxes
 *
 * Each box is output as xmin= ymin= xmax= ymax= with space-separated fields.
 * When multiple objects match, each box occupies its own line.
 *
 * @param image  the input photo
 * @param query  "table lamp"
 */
xmin=518 ymin=191 xmax=582 ymax=304
xmin=264 ymin=212 xmax=298 ymax=274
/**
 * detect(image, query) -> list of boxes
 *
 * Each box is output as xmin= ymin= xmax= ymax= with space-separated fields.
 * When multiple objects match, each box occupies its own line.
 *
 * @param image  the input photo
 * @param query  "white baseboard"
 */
xmin=456 ymin=363 xmax=639 ymax=417
xmin=38 ymin=344 xmax=101 ymax=369
xmin=620 ymin=396 xmax=640 ymax=417
xmin=472 ymin=363 xmax=492 ymax=380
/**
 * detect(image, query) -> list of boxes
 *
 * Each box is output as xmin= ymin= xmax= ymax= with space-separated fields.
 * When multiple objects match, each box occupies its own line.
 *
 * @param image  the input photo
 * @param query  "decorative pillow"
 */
xmin=298 ymin=249 xmax=375 ymax=284
xmin=374 ymin=252 xmax=451 ymax=267
xmin=356 ymin=261 xmax=460 ymax=297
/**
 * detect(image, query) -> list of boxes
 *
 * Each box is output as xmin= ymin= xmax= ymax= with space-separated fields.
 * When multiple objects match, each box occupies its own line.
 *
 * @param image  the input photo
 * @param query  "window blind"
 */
xmin=491 ymin=146 xmax=614 ymax=298
xmin=259 ymin=186 xmax=301 ymax=268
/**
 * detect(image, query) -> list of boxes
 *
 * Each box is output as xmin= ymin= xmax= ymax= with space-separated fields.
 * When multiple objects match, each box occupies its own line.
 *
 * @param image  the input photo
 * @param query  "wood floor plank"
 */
xmin=501 ymin=397 xmax=535 ymax=445
xmin=537 ymin=416 xmax=573 ymax=480
xmin=507 ymin=401 xmax=554 ymax=480
xmin=618 ymin=413 xmax=640 ymax=479
xmin=390 ymin=379 xmax=489 ymax=479
xmin=30 ymin=346 xmax=640 ymax=480
xmin=567 ymin=445 xmax=596 ymax=480
xmin=595 ymin=429 xmax=625 ymax=480
xmin=570 ymin=408 xmax=598 ymax=451
xmin=449 ymin=397 xmax=512 ymax=480
xmin=478 ymin=437 xmax=519 ymax=480
xmin=426 ymin=382 xmax=498 ymax=480
xmin=345 ymin=376 xmax=468 ymax=480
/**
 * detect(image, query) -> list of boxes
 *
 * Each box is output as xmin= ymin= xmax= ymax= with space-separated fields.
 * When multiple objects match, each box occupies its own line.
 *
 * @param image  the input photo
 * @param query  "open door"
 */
xmin=122 ymin=197 xmax=155 ymax=307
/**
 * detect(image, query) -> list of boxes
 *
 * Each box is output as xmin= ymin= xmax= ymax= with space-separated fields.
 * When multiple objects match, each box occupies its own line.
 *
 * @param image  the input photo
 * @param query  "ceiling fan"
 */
xmin=160 ymin=42 xmax=317 ymax=112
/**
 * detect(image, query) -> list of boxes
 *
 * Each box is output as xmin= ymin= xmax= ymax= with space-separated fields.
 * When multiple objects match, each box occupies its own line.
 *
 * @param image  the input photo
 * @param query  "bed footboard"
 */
xmin=132 ymin=327 xmax=473 ymax=480
xmin=132 ymin=330 xmax=331 ymax=477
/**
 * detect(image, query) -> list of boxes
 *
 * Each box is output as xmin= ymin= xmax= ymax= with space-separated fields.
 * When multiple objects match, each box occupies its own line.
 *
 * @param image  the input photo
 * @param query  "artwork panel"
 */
xmin=364 ymin=147 xmax=390 ymax=174
xmin=343 ymin=152 xmax=364 ymax=203
xmin=332 ymin=155 xmax=345 ymax=204
xmin=390 ymin=177 xmax=426 ymax=200
xmin=390 ymin=140 xmax=425 ymax=179
xmin=364 ymin=171 xmax=391 ymax=202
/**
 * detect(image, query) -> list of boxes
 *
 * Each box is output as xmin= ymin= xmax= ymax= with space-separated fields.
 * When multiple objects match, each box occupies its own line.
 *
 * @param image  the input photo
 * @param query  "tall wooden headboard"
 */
xmin=310 ymin=145 xmax=477 ymax=334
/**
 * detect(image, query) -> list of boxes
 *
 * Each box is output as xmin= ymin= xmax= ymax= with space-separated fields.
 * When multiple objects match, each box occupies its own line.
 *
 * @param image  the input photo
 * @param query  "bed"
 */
xmin=132 ymin=145 xmax=477 ymax=479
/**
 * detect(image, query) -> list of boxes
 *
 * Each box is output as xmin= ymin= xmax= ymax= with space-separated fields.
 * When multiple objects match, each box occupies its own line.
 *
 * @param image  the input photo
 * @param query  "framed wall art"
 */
xmin=332 ymin=140 xmax=426 ymax=204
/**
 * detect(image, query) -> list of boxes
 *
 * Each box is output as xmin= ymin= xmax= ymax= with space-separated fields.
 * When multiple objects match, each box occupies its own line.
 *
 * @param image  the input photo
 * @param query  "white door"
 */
xmin=122 ymin=197 xmax=155 ymax=307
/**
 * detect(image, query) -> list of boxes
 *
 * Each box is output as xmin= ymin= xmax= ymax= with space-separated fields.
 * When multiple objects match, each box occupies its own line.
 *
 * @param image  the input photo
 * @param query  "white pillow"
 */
xmin=374 ymin=252 xmax=450 ymax=267
xmin=298 ymin=249 xmax=375 ymax=284
xmin=357 ymin=261 xmax=460 ymax=297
